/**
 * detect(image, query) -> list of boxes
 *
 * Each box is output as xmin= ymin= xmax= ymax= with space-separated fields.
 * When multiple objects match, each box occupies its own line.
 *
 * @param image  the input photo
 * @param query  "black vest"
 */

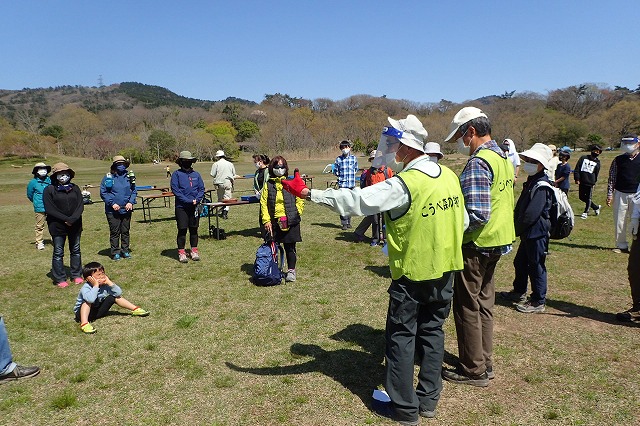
xmin=266 ymin=179 xmax=301 ymax=226
xmin=614 ymin=154 xmax=640 ymax=193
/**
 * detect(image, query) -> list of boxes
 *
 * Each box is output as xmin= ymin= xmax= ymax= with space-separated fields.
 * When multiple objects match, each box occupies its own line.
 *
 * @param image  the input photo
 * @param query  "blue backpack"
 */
xmin=252 ymin=241 xmax=285 ymax=286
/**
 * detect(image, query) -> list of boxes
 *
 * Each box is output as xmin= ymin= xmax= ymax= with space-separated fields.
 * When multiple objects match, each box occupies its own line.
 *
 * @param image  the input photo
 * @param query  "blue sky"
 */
xmin=1 ymin=1 xmax=637 ymax=104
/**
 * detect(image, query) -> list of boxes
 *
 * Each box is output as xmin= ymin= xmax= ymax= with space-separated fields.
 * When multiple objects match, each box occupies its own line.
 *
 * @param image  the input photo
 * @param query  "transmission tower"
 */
xmin=98 ymin=75 xmax=104 ymax=87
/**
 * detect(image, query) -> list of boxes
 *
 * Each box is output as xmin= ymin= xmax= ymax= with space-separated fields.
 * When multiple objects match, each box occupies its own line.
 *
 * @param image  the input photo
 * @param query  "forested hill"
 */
xmin=0 ymin=82 xmax=256 ymax=118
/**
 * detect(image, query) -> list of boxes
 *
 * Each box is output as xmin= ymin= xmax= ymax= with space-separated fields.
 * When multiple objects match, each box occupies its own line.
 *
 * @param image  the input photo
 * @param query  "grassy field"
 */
xmin=0 ymin=152 xmax=639 ymax=426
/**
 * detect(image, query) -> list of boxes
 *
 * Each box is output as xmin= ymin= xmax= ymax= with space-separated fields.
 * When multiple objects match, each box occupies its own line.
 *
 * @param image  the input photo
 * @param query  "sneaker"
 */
xmin=73 ymin=277 xmax=83 ymax=285
xmin=36 ymin=242 xmax=45 ymax=250
xmin=80 ymin=323 xmax=97 ymax=334
xmin=178 ymin=251 xmax=188 ymax=263
xmin=341 ymin=225 xmax=349 ymax=230
xmin=615 ymin=308 xmax=640 ymax=322
xmin=370 ymin=239 xmax=379 ymax=247
xmin=441 ymin=367 xmax=489 ymax=387
xmin=486 ymin=366 xmax=495 ymax=380
xmin=122 ymin=251 xmax=131 ymax=259
xmin=0 ymin=364 xmax=40 ymax=383
xmin=498 ymin=290 xmax=527 ymax=303
xmin=57 ymin=281 xmax=69 ymax=288
xmin=190 ymin=249 xmax=200 ymax=261
xmin=612 ymin=248 xmax=630 ymax=254
xmin=580 ymin=212 xmax=588 ymax=219
xmin=132 ymin=307 xmax=150 ymax=317
xmin=419 ymin=408 xmax=436 ymax=418
xmin=372 ymin=400 xmax=419 ymax=426
xmin=516 ymin=301 xmax=545 ymax=313
xmin=594 ymin=205 xmax=601 ymax=216
xmin=285 ymin=269 xmax=296 ymax=282
xmin=113 ymin=253 xmax=121 ymax=261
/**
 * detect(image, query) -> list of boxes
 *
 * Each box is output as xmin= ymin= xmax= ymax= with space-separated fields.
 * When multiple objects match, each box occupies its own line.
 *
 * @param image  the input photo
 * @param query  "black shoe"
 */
xmin=0 ymin=364 xmax=40 ymax=383
xmin=419 ymin=408 xmax=436 ymax=418
xmin=486 ymin=365 xmax=495 ymax=380
xmin=371 ymin=401 xmax=419 ymax=426
xmin=341 ymin=225 xmax=349 ymax=230
xmin=498 ymin=290 xmax=527 ymax=303
xmin=221 ymin=211 xmax=228 ymax=220
xmin=442 ymin=367 xmax=489 ymax=387
xmin=616 ymin=308 xmax=640 ymax=322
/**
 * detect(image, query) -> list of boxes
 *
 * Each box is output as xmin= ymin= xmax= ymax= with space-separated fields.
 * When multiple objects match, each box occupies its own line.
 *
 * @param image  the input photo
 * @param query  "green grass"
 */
xmin=0 ymin=152 xmax=639 ymax=425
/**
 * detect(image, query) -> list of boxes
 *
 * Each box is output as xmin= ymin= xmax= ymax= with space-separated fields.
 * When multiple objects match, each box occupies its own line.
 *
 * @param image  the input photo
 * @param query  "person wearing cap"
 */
xmin=500 ymin=139 xmax=521 ymax=179
xmin=26 ymin=162 xmax=52 ymax=250
xmin=43 ymin=163 xmax=85 ymax=287
xmin=442 ymin=106 xmax=515 ymax=387
xmin=574 ymin=144 xmax=602 ymax=220
xmin=499 ymin=143 xmax=554 ymax=313
xmin=100 ymin=156 xmax=137 ymax=260
xmin=171 ymin=151 xmax=205 ymax=263
xmin=545 ymin=144 xmax=560 ymax=182
xmin=606 ymin=134 xmax=640 ymax=253
xmin=282 ymin=115 xmax=467 ymax=423
xmin=424 ymin=142 xmax=444 ymax=163
xmin=354 ymin=150 xmax=393 ymax=246
xmin=210 ymin=150 xmax=238 ymax=220
xmin=554 ymin=150 xmax=571 ymax=195
xmin=333 ymin=140 xmax=359 ymax=230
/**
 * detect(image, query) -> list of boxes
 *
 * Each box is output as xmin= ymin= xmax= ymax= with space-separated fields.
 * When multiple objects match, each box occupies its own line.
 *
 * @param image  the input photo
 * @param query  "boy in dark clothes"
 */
xmin=499 ymin=143 xmax=554 ymax=313
xmin=574 ymin=145 xmax=602 ymax=219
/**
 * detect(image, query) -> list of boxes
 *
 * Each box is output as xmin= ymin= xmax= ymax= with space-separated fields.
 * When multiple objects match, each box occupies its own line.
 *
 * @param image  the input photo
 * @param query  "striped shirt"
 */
xmin=334 ymin=154 xmax=359 ymax=189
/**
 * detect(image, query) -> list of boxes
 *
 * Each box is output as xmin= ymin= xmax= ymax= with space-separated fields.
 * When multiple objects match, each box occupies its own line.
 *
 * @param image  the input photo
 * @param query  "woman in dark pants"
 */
xmin=170 ymin=151 xmax=205 ymax=263
xmin=43 ymin=163 xmax=84 ymax=287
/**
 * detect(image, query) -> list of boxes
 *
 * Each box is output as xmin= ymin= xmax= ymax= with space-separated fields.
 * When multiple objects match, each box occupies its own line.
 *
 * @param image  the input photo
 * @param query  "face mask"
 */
xmin=181 ymin=161 xmax=193 ymax=169
xmin=57 ymin=174 xmax=70 ymax=184
xmin=385 ymin=152 xmax=406 ymax=173
xmin=621 ymin=144 xmax=638 ymax=155
xmin=457 ymin=138 xmax=470 ymax=156
xmin=255 ymin=162 xmax=262 ymax=169
xmin=37 ymin=169 xmax=48 ymax=177
xmin=341 ymin=148 xmax=350 ymax=155
xmin=273 ymin=167 xmax=286 ymax=177
xmin=116 ymin=164 xmax=127 ymax=173
xmin=522 ymin=162 xmax=539 ymax=176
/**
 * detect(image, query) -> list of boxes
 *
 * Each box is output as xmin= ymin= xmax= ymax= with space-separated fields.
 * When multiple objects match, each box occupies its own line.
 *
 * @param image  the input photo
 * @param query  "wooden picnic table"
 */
xmin=140 ymin=189 xmax=213 ymax=223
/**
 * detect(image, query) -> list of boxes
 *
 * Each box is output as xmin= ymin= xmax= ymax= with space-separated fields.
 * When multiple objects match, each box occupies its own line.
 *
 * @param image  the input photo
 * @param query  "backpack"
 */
xmin=199 ymin=197 xmax=211 ymax=217
xmin=531 ymin=181 xmax=574 ymax=239
xmin=252 ymin=241 xmax=285 ymax=286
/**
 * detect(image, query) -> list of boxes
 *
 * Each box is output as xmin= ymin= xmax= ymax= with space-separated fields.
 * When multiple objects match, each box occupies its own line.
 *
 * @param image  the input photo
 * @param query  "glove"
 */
xmin=281 ymin=168 xmax=308 ymax=198
xmin=632 ymin=217 xmax=639 ymax=240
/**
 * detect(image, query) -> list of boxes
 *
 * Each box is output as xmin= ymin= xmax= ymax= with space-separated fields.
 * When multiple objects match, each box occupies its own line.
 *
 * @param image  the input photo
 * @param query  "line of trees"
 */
xmin=1 ymin=83 xmax=639 ymax=162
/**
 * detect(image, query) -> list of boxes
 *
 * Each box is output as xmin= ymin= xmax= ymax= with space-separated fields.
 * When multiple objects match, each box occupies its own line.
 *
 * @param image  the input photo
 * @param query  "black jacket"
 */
xmin=514 ymin=172 xmax=553 ymax=239
xmin=43 ymin=183 xmax=84 ymax=236
xmin=574 ymin=154 xmax=600 ymax=186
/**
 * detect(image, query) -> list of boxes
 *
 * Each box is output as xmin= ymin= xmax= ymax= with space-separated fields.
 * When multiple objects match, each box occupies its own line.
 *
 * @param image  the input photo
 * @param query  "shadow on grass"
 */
xmin=310 ymin=222 xmax=342 ymax=229
xmin=364 ymin=265 xmax=391 ymax=279
xmin=160 ymin=249 xmax=179 ymax=261
xmin=548 ymin=240 xmax=609 ymax=251
xmin=240 ymin=263 xmax=253 ymax=277
xmin=225 ymin=227 xmax=262 ymax=238
xmin=545 ymin=298 xmax=640 ymax=328
xmin=226 ymin=323 xmax=385 ymax=406
xmin=135 ymin=216 xmax=176 ymax=224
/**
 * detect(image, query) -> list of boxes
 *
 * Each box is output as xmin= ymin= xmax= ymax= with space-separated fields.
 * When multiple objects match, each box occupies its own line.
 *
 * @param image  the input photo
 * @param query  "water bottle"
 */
xmin=104 ymin=173 xmax=114 ymax=189
xmin=128 ymin=170 xmax=136 ymax=185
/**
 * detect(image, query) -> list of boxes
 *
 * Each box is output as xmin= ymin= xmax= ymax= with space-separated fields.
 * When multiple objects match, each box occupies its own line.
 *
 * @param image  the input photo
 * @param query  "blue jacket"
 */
xmin=73 ymin=282 xmax=123 ymax=313
xmin=27 ymin=176 xmax=51 ymax=213
xmin=100 ymin=171 xmax=137 ymax=214
xmin=170 ymin=167 xmax=205 ymax=208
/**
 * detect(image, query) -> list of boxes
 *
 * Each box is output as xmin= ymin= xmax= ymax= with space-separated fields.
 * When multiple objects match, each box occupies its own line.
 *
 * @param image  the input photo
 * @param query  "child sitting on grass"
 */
xmin=74 ymin=262 xmax=149 ymax=334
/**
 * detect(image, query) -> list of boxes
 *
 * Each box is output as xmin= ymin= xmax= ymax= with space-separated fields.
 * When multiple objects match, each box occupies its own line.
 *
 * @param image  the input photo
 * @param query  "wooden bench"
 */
xmin=140 ymin=192 xmax=174 ymax=222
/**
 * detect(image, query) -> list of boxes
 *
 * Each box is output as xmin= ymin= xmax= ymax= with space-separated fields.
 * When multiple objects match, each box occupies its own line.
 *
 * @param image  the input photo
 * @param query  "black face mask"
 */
xmin=591 ymin=152 xmax=600 ymax=157
xmin=181 ymin=161 xmax=194 ymax=169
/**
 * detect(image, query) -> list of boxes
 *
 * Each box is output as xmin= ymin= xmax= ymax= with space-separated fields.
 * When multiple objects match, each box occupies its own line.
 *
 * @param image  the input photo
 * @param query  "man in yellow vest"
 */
xmin=442 ymin=107 xmax=515 ymax=387
xmin=282 ymin=115 xmax=467 ymax=425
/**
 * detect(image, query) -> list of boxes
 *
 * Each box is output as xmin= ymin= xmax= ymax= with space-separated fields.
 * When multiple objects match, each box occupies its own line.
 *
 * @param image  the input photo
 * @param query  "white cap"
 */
xmin=519 ymin=143 xmax=553 ymax=170
xmin=444 ymin=107 xmax=488 ymax=142
xmin=424 ymin=142 xmax=444 ymax=159
xmin=215 ymin=150 xmax=225 ymax=158
xmin=387 ymin=114 xmax=428 ymax=151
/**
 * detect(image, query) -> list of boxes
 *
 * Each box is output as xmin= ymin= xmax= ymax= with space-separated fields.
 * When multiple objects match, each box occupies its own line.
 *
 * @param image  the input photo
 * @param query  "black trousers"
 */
xmin=106 ymin=212 xmax=131 ymax=256
xmin=578 ymin=184 xmax=598 ymax=214
xmin=75 ymin=295 xmax=116 ymax=322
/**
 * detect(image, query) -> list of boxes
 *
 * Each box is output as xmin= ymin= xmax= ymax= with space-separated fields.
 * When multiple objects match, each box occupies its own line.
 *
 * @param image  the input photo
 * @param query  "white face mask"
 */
xmin=57 ymin=174 xmax=70 ymax=184
xmin=457 ymin=138 xmax=470 ymax=156
xmin=273 ymin=167 xmax=286 ymax=177
xmin=255 ymin=162 xmax=262 ymax=169
xmin=341 ymin=148 xmax=351 ymax=155
xmin=522 ymin=162 xmax=539 ymax=176
xmin=427 ymin=155 xmax=439 ymax=164
xmin=385 ymin=152 xmax=405 ymax=173
xmin=37 ymin=169 xmax=48 ymax=177
xmin=621 ymin=143 xmax=638 ymax=155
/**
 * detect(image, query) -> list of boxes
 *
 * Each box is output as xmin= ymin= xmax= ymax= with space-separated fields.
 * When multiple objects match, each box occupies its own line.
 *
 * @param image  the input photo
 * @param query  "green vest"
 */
xmin=385 ymin=161 xmax=465 ymax=281
xmin=462 ymin=148 xmax=516 ymax=248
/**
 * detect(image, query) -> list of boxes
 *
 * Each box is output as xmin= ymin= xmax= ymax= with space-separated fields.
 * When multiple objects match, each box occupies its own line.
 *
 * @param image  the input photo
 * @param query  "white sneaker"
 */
xmin=580 ymin=213 xmax=588 ymax=220
xmin=594 ymin=205 xmax=601 ymax=216
xmin=36 ymin=242 xmax=45 ymax=250
xmin=285 ymin=269 xmax=296 ymax=282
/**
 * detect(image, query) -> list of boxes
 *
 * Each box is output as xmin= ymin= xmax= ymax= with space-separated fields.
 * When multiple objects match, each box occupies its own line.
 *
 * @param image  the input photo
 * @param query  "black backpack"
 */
xmin=252 ymin=241 xmax=285 ymax=286
xmin=531 ymin=181 xmax=574 ymax=239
